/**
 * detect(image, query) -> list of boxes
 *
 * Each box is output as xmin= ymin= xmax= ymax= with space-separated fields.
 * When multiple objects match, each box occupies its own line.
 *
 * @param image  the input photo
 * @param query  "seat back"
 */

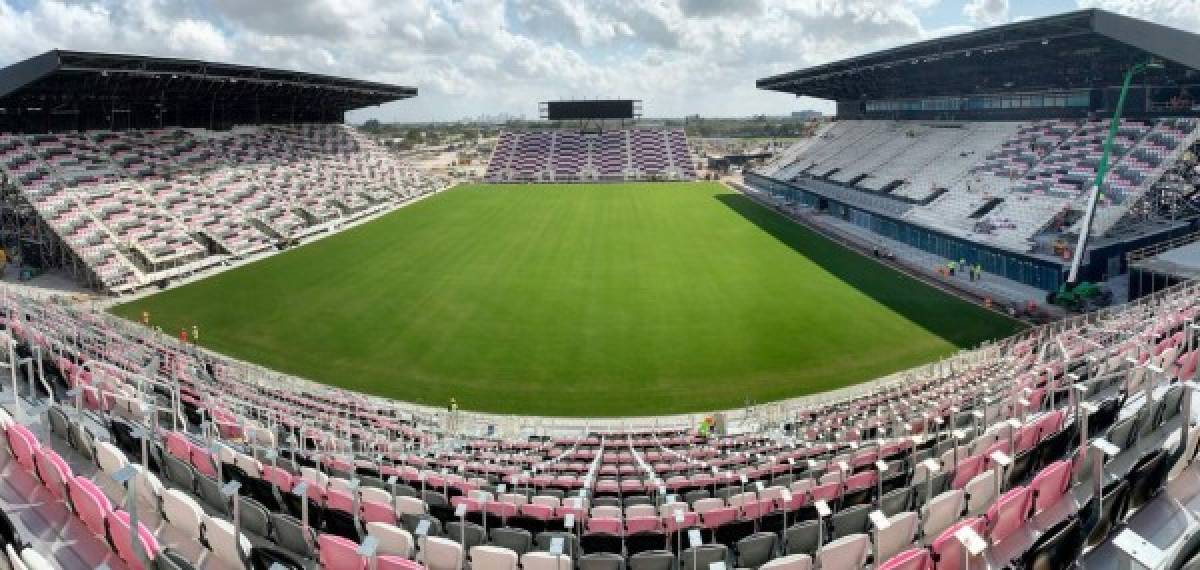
xmin=317 ymin=533 xmax=366 ymax=570
xmin=587 ymin=517 xmax=623 ymax=535
xmin=700 ymin=507 xmax=736 ymax=529
xmin=920 ymin=490 xmax=963 ymax=542
xmin=67 ymin=476 xmax=112 ymax=537
xmin=378 ymin=556 xmax=425 ymax=570
xmin=680 ymin=545 xmax=728 ymax=570
xmin=759 ymin=553 xmax=812 ymax=570
xmin=489 ymin=527 xmax=532 ymax=555
xmin=107 ymin=510 xmax=161 ymax=570
xmin=1020 ymin=516 xmax=1083 ymax=570
xmin=877 ymin=548 xmax=933 ymax=570
xmin=161 ymin=489 xmax=205 ymax=539
xmin=875 ymin=511 xmax=918 ymax=563
xmin=985 ymin=486 xmax=1032 ymax=545
xmin=368 ymin=521 xmax=415 ymax=558
xmin=579 ymin=553 xmax=625 ymax=570
xmin=627 ymin=516 xmax=659 ymax=533
xmin=204 ymin=515 xmax=250 ymax=568
xmin=239 ymin=497 xmax=272 ymax=538
xmin=735 ymin=532 xmax=777 ymax=569
xmin=520 ymin=551 xmax=572 ymax=570
xmin=930 ymin=517 xmax=985 ymax=570
xmin=784 ymin=521 xmax=820 ymax=556
xmin=831 ymin=505 xmax=869 ymax=539
xmin=881 ymin=487 xmax=912 ymax=517
xmin=470 ymin=545 xmax=518 ymax=570
xmin=964 ymin=470 xmax=997 ymax=516
xmin=270 ymin=513 xmax=315 ymax=558
xmin=628 ymin=550 xmax=674 ymax=570
xmin=815 ymin=533 xmax=869 ymax=570
xmin=949 ymin=455 xmax=984 ymax=490
xmin=6 ymin=423 xmax=39 ymax=471
xmin=424 ymin=536 xmax=465 ymax=570
xmin=691 ymin=498 xmax=724 ymax=514
xmin=1030 ymin=460 xmax=1071 ymax=515
xmin=33 ymin=448 xmax=71 ymax=500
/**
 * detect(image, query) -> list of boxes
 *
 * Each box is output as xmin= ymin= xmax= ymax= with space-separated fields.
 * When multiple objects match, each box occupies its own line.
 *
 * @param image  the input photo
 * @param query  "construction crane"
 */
xmin=1049 ymin=59 xmax=1163 ymax=311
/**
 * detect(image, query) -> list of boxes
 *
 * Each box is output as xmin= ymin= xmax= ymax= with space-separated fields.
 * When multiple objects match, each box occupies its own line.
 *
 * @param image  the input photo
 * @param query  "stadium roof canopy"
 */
xmin=0 ymin=50 xmax=416 ymax=129
xmin=757 ymin=9 xmax=1200 ymax=101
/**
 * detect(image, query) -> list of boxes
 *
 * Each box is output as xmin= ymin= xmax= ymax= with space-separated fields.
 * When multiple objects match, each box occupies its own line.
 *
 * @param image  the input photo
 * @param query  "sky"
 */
xmin=0 ymin=0 xmax=1198 ymax=123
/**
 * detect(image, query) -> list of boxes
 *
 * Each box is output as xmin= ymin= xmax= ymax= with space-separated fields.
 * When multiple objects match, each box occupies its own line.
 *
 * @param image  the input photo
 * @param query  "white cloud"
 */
xmin=167 ymin=19 xmax=232 ymax=59
xmin=963 ymin=0 xmax=1009 ymax=25
xmin=0 ymin=0 xmax=1195 ymax=122
xmin=1076 ymin=0 xmax=1200 ymax=32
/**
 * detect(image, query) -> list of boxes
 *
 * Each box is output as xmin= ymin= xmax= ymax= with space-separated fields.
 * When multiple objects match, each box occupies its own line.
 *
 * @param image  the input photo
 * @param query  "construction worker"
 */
xmin=0 ymin=247 xmax=7 ymax=279
xmin=191 ymin=325 xmax=200 ymax=342
xmin=141 ymin=311 xmax=150 ymax=326
xmin=180 ymin=328 xmax=189 ymax=344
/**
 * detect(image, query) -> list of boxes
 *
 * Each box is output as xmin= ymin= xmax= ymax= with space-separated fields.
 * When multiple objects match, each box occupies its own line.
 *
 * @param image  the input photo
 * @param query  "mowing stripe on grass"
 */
xmin=112 ymin=182 xmax=1021 ymax=416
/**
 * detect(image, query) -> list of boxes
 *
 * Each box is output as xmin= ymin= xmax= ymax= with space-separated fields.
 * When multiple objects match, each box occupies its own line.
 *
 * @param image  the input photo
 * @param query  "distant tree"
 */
xmin=361 ymin=119 xmax=383 ymax=133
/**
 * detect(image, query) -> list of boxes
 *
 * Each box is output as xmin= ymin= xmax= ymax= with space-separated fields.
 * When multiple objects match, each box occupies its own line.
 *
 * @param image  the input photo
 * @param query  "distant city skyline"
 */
xmin=0 ymin=0 xmax=1196 ymax=122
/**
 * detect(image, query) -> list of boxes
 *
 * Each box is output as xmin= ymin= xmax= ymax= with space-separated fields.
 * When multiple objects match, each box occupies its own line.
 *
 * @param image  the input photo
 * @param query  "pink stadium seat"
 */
xmin=626 ymin=516 xmax=659 ymax=533
xmin=68 ymin=476 xmax=113 ymax=537
xmin=164 ymin=431 xmax=191 ymax=460
xmin=363 ymin=500 xmax=397 ymax=524
xmin=263 ymin=465 xmax=295 ymax=492
xmin=662 ymin=511 xmax=699 ymax=532
xmin=34 ymin=447 xmax=73 ymax=501
xmin=327 ymin=488 xmax=355 ymax=513
xmin=878 ymin=549 xmax=934 ymax=570
xmin=740 ymin=499 xmax=773 ymax=519
xmin=1034 ymin=410 xmax=1064 ymax=439
xmin=107 ymin=510 xmax=162 ymax=570
xmin=810 ymin=481 xmax=841 ymax=503
xmin=1029 ymin=460 xmax=1072 ymax=515
xmin=930 ymin=517 xmax=985 ymax=570
xmin=844 ymin=471 xmax=876 ymax=492
xmin=587 ymin=517 xmax=622 ymax=535
xmin=985 ymin=486 xmax=1032 ymax=544
xmin=190 ymin=445 xmax=218 ymax=479
xmin=451 ymin=496 xmax=482 ymax=512
xmin=319 ymin=534 xmax=367 ymax=570
xmin=379 ymin=556 xmax=426 ymax=570
xmin=701 ymin=507 xmax=737 ymax=529
xmin=6 ymin=423 xmax=39 ymax=471
xmin=950 ymin=455 xmax=985 ymax=490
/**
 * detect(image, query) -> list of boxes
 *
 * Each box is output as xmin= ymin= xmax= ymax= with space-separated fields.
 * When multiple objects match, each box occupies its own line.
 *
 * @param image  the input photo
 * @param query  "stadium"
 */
xmin=0 ymin=5 xmax=1198 ymax=570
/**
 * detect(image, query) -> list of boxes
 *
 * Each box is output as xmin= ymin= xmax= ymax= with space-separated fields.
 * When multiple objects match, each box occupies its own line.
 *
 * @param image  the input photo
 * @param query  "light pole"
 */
xmin=1066 ymin=58 xmax=1164 ymax=285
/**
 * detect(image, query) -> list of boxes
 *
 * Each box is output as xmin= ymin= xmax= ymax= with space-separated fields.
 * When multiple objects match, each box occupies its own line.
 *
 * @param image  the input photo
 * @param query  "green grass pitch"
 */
xmin=112 ymin=182 xmax=1022 ymax=416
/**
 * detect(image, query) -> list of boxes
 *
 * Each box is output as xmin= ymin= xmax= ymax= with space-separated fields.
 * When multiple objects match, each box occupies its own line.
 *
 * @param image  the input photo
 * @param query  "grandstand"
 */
xmin=485 ymin=100 xmax=698 ymax=183
xmin=752 ymin=9 xmax=1200 ymax=291
xmin=0 ymin=51 xmax=447 ymax=293
xmin=485 ymin=129 xmax=697 ymax=183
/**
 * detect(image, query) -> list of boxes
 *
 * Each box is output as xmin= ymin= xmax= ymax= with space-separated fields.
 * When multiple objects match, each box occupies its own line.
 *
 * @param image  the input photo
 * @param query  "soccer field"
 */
xmin=112 ymin=182 xmax=1022 ymax=416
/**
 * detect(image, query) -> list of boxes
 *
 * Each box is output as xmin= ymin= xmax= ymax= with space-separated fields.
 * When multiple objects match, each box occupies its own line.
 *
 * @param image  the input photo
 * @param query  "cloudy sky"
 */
xmin=0 ymin=0 xmax=1197 ymax=123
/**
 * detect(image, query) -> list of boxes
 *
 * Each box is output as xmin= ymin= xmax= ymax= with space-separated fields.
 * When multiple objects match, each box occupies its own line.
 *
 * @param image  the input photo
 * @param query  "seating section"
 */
xmin=0 ymin=124 xmax=446 ymax=292
xmin=1 ymin=277 xmax=1200 ymax=568
xmin=485 ymin=129 xmax=697 ymax=183
xmin=758 ymin=118 xmax=1200 ymax=252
